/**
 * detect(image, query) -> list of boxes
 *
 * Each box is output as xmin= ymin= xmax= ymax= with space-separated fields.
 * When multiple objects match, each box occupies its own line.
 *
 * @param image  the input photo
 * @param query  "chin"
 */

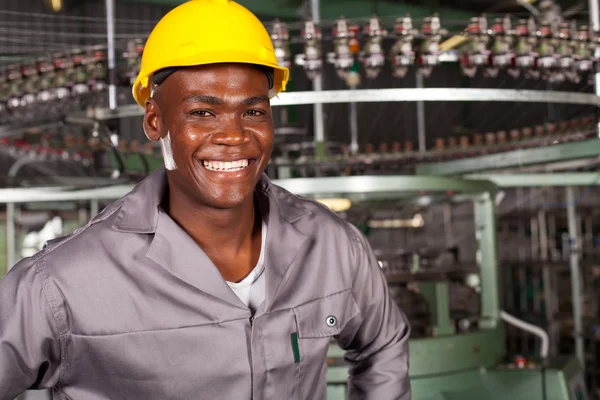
xmin=211 ymin=194 xmax=249 ymax=210
xmin=193 ymin=184 xmax=253 ymax=211
xmin=167 ymin=167 xmax=260 ymax=210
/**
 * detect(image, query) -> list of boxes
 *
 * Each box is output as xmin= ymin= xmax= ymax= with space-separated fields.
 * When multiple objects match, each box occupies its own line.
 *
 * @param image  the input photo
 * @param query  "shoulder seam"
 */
xmin=346 ymin=223 xmax=367 ymax=285
xmin=35 ymin=258 xmax=69 ymax=385
xmin=35 ymin=259 xmax=68 ymax=335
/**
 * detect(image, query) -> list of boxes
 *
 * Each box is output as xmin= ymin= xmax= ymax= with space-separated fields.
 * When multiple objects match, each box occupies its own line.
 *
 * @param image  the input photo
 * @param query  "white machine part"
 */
xmin=20 ymin=216 xmax=63 ymax=258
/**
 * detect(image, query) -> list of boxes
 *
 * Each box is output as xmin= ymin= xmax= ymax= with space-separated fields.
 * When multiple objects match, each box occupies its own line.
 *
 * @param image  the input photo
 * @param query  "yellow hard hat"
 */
xmin=132 ymin=0 xmax=290 ymax=107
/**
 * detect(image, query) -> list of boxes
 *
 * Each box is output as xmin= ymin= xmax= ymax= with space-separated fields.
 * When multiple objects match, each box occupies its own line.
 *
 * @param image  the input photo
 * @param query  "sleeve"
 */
xmin=335 ymin=226 xmax=411 ymax=400
xmin=0 ymin=258 xmax=63 ymax=400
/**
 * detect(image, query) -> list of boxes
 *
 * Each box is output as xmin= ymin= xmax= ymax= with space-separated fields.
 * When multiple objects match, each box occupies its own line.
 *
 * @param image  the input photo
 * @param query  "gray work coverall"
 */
xmin=0 ymin=168 xmax=411 ymax=399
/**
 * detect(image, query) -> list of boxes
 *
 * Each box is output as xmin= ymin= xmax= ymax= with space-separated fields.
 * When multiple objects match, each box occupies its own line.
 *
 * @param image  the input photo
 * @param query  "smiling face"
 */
xmin=143 ymin=63 xmax=274 ymax=210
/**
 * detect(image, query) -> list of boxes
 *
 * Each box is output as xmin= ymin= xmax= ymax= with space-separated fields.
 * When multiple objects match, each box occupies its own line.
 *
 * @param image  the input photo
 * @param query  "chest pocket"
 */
xmin=293 ymin=289 xmax=360 ymax=338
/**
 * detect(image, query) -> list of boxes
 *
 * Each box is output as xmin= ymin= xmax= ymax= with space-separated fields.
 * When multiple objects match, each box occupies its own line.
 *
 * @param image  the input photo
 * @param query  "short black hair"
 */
xmin=151 ymin=64 xmax=274 ymax=89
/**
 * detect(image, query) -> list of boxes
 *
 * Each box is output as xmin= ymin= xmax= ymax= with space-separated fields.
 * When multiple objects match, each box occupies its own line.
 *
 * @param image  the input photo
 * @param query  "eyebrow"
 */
xmin=242 ymin=95 xmax=270 ymax=106
xmin=182 ymin=94 xmax=225 ymax=105
xmin=181 ymin=94 xmax=270 ymax=106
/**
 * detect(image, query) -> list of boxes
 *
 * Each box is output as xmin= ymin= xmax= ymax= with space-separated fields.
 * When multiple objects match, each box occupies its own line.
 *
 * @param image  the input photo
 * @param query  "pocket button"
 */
xmin=326 ymin=315 xmax=337 ymax=327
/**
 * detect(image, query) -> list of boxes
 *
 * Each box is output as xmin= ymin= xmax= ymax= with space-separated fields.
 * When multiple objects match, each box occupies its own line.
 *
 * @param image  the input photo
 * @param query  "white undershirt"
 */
xmin=226 ymin=218 xmax=267 ymax=313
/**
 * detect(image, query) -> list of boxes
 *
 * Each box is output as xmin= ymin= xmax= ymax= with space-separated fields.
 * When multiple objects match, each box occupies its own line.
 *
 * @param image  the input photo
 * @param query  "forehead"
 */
xmin=162 ymin=63 xmax=270 ymax=99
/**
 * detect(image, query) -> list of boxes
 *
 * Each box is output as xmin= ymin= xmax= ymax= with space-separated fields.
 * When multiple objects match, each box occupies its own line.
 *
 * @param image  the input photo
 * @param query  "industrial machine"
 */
xmin=305 ymin=175 xmax=590 ymax=400
xmin=2 ymin=0 xmax=600 ymax=399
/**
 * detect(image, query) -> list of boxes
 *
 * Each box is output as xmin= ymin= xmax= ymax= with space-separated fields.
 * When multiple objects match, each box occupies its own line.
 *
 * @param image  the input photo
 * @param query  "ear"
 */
xmin=143 ymin=98 xmax=163 ymax=142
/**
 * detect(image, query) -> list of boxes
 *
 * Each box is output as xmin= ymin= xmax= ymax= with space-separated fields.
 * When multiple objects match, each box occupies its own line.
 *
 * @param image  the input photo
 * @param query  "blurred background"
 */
xmin=2 ymin=0 xmax=600 ymax=399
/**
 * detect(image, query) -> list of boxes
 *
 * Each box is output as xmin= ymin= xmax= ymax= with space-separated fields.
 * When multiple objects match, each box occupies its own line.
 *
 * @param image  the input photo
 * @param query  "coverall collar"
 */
xmin=112 ymin=167 xmax=311 ymax=313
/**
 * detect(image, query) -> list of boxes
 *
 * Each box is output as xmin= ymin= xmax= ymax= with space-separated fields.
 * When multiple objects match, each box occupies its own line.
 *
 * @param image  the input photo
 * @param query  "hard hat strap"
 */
xmin=152 ymin=67 xmax=179 ymax=86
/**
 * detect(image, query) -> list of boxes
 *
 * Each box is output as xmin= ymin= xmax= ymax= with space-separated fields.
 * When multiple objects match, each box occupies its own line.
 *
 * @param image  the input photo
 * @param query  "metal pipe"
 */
xmin=500 ymin=310 xmax=549 ymax=359
xmin=7 ymin=156 xmax=42 ymax=180
xmin=443 ymin=204 xmax=453 ymax=248
xmin=539 ymin=210 xmax=557 ymax=357
xmin=310 ymin=0 xmax=325 ymax=157
xmin=514 ymin=189 xmax=528 ymax=351
xmin=416 ymin=70 xmax=426 ymax=153
xmin=6 ymin=203 xmax=16 ymax=270
xmin=590 ymin=0 xmax=600 ymax=137
xmin=566 ymin=187 xmax=585 ymax=370
xmin=91 ymin=199 xmax=99 ymax=218
xmin=349 ymin=85 xmax=359 ymax=155
xmin=585 ymin=218 xmax=593 ymax=262
xmin=549 ymin=214 xmax=558 ymax=261
xmin=78 ymin=207 xmax=88 ymax=226
xmin=538 ymin=210 xmax=548 ymax=262
xmin=105 ymin=0 xmax=117 ymax=110
xmin=590 ymin=0 xmax=600 ymax=32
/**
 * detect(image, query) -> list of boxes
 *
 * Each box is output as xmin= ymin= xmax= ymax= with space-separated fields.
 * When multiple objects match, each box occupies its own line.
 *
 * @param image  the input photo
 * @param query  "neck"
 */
xmin=166 ymin=188 xmax=259 ymax=254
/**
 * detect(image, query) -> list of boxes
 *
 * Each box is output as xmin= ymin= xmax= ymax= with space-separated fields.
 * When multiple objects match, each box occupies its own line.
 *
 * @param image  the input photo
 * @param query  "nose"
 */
xmin=211 ymin=116 xmax=249 ymax=146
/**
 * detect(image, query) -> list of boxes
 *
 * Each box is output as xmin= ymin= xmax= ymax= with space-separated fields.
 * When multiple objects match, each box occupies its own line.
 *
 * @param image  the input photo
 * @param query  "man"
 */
xmin=0 ymin=0 xmax=410 ymax=398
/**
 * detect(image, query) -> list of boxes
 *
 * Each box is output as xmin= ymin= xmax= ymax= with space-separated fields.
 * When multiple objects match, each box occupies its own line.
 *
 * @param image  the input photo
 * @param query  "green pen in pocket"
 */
xmin=291 ymin=332 xmax=300 ymax=363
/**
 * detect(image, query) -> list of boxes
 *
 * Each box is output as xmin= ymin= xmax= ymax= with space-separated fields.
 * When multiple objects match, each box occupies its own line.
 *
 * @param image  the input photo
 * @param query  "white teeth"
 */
xmin=202 ymin=159 xmax=251 ymax=172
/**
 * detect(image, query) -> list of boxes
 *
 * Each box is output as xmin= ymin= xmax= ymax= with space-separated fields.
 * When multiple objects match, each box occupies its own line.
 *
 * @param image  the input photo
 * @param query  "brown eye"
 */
xmin=246 ymin=109 xmax=265 ymax=117
xmin=190 ymin=110 xmax=213 ymax=117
